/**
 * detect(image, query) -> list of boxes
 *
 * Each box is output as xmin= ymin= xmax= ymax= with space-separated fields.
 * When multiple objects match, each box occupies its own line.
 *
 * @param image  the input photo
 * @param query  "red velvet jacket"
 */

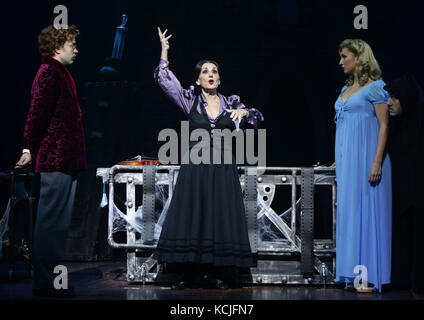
xmin=23 ymin=56 xmax=87 ymax=172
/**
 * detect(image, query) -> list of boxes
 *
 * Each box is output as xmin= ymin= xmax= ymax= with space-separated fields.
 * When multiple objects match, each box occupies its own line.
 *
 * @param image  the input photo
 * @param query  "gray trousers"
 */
xmin=32 ymin=171 xmax=77 ymax=290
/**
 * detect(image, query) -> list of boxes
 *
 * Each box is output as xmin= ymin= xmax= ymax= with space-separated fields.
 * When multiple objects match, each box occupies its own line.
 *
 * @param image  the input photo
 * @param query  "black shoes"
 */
xmin=169 ymin=266 xmax=239 ymax=290
xmin=32 ymin=286 xmax=75 ymax=297
xmin=171 ymin=278 xmax=232 ymax=290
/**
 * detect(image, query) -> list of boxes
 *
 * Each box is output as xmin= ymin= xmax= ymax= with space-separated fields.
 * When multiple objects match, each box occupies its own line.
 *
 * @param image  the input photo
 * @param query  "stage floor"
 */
xmin=1 ymin=260 xmax=423 ymax=300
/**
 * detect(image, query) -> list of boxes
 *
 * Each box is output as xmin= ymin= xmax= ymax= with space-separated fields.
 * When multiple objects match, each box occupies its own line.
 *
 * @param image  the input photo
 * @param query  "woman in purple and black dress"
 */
xmin=152 ymin=27 xmax=264 ymax=290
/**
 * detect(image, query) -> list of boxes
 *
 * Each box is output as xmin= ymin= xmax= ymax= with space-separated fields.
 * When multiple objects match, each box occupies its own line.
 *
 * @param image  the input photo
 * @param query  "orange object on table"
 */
xmin=117 ymin=160 xmax=161 ymax=166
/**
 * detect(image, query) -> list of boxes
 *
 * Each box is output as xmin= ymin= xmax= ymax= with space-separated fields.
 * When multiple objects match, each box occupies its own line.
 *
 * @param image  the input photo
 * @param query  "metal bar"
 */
xmin=300 ymin=168 xmax=314 ymax=275
xmin=237 ymin=166 xmax=335 ymax=173
xmin=244 ymin=167 xmax=258 ymax=253
xmin=141 ymin=166 xmax=156 ymax=243
xmin=168 ymin=169 xmax=175 ymax=198
xmin=99 ymin=165 xmax=335 ymax=174
xmin=107 ymin=177 xmax=115 ymax=248
xmin=126 ymin=177 xmax=136 ymax=245
xmin=290 ymin=169 xmax=297 ymax=248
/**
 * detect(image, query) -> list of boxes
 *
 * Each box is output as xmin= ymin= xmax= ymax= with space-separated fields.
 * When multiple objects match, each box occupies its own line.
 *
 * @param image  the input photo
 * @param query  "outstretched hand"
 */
xmin=158 ymin=27 xmax=172 ymax=51
xmin=226 ymin=108 xmax=249 ymax=124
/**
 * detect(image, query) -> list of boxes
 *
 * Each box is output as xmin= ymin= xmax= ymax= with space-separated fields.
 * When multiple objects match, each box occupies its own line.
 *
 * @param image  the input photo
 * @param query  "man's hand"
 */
xmin=15 ymin=152 xmax=32 ymax=168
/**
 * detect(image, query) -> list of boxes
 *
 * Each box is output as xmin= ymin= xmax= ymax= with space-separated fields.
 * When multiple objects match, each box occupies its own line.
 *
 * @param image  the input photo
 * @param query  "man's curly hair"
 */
xmin=38 ymin=25 xmax=80 ymax=57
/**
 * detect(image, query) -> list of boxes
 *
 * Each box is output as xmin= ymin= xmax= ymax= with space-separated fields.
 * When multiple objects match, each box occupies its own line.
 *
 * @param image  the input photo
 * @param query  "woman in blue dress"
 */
xmin=334 ymin=39 xmax=392 ymax=293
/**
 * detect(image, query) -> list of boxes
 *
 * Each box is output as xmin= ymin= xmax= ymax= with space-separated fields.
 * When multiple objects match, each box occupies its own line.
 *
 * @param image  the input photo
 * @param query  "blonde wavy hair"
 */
xmin=338 ymin=39 xmax=382 ymax=86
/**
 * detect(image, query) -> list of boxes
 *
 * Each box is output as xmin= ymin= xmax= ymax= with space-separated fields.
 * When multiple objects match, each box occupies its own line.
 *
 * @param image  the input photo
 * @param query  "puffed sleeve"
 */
xmin=154 ymin=59 xmax=195 ymax=114
xmin=227 ymin=94 xmax=264 ymax=130
xmin=368 ymin=80 xmax=389 ymax=105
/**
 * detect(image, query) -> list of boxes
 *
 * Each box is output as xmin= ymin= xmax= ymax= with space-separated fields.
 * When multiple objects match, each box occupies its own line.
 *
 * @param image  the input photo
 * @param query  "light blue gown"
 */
xmin=334 ymin=80 xmax=392 ymax=292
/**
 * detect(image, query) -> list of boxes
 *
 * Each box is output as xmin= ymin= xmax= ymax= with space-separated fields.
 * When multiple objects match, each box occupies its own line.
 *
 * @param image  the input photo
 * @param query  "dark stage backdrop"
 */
xmin=3 ymin=0 xmax=423 ymax=168
xmin=1 ymin=0 xmax=423 ymax=258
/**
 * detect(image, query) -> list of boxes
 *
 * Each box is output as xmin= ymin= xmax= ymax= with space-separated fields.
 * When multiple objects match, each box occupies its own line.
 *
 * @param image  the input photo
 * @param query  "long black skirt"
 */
xmin=152 ymin=163 xmax=255 ymax=268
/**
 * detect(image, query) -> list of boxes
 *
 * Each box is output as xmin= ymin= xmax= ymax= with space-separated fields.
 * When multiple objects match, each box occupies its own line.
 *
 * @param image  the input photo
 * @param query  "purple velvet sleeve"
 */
xmin=153 ymin=59 xmax=195 ymax=114
xmin=227 ymin=95 xmax=264 ymax=130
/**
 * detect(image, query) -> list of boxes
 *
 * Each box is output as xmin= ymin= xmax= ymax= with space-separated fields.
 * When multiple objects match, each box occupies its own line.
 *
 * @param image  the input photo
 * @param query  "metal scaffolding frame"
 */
xmin=97 ymin=165 xmax=337 ymax=285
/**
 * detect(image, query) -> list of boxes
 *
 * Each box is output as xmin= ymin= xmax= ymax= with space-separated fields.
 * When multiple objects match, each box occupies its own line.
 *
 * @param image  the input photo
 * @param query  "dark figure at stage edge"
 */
xmin=15 ymin=25 xmax=86 ymax=297
xmin=385 ymin=74 xmax=424 ymax=291
xmin=152 ymin=27 xmax=264 ymax=290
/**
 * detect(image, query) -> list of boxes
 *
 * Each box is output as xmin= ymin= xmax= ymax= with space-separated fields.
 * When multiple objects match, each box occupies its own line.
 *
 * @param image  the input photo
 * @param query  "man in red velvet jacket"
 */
xmin=15 ymin=25 xmax=86 ymax=297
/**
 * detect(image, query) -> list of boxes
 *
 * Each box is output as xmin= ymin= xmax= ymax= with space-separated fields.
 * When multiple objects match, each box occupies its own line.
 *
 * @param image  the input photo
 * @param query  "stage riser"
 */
xmin=96 ymin=165 xmax=337 ymax=284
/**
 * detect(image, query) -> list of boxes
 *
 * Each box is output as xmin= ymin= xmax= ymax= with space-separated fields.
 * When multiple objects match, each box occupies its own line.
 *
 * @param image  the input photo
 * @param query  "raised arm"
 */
xmin=158 ymin=27 xmax=172 ymax=66
xmin=154 ymin=27 xmax=194 ymax=114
